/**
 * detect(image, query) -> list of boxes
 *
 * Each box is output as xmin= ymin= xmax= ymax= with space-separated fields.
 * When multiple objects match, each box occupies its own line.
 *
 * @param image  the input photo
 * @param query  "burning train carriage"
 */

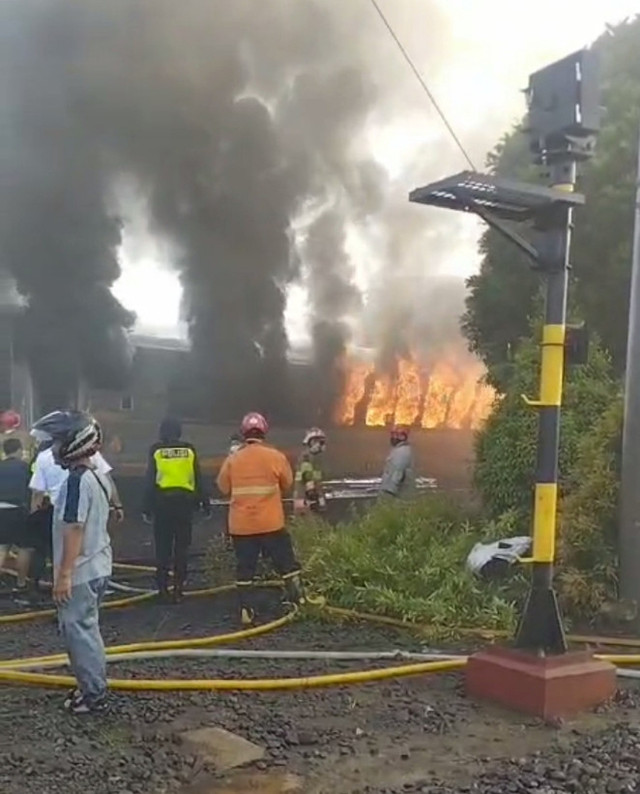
xmin=333 ymin=345 xmax=495 ymax=431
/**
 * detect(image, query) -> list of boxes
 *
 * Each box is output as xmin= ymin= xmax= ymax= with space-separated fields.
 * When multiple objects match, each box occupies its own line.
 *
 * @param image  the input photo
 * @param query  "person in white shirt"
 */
xmin=30 ymin=446 xmax=115 ymax=508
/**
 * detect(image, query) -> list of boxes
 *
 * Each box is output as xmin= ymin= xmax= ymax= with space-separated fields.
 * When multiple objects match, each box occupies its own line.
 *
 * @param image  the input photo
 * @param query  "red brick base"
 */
xmin=465 ymin=646 xmax=616 ymax=719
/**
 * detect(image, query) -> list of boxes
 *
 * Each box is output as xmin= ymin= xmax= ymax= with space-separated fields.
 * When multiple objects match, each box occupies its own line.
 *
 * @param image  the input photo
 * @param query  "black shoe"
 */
xmin=172 ymin=587 xmax=183 ymax=604
xmin=283 ymin=574 xmax=305 ymax=607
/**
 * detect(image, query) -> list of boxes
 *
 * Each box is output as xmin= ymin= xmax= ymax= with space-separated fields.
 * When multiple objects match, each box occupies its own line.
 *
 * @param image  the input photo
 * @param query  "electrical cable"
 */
xmin=367 ymin=0 xmax=477 ymax=171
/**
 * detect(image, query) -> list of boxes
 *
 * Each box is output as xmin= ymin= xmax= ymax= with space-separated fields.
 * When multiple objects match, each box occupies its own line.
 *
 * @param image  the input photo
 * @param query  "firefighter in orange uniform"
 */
xmin=217 ymin=412 xmax=304 ymax=626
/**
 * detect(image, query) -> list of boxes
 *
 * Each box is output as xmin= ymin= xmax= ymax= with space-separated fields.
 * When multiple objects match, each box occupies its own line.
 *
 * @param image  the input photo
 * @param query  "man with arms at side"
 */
xmin=32 ymin=410 xmax=113 ymax=715
xmin=29 ymin=423 xmax=123 ymax=592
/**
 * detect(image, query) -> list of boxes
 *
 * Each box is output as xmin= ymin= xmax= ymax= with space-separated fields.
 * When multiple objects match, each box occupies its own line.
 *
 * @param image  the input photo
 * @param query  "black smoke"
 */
xmin=0 ymin=0 xmax=468 ymax=420
xmin=0 ymin=2 xmax=135 ymax=410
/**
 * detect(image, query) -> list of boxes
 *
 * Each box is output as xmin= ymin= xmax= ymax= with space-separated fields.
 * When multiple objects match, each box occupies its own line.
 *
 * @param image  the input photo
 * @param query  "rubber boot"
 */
xmin=283 ymin=573 xmax=306 ymax=607
xmin=157 ymin=569 xmax=170 ymax=603
xmin=172 ymin=580 xmax=184 ymax=604
xmin=237 ymin=583 xmax=256 ymax=627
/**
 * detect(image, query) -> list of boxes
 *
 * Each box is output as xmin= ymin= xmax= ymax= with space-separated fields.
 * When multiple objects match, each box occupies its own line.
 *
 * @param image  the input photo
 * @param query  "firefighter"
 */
xmin=143 ymin=417 xmax=209 ymax=603
xmin=380 ymin=425 xmax=415 ymax=498
xmin=0 ymin=409 xmax=22 ymax=441
xmin=293 ymin=427 xmax=327 ymax=514
xmin=217 ymin=412 xmax=304 ymax=626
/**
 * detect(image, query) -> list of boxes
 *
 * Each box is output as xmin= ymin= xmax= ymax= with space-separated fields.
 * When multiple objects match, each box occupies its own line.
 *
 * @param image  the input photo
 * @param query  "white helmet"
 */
xmin=303 ymin=427 xmax=326 ymax=447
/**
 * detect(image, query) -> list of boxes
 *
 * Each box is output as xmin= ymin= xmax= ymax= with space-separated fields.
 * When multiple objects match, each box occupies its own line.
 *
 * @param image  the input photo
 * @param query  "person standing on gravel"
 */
xmin=143 ymin=418 xmax=209 ymax=603
xmin=0 ymin=437 xmax=34 ymax=597
xmin=217 ymin=412 xmax=305 ymax=626
xmin=31 ymin=410 xmax=113 ymax=716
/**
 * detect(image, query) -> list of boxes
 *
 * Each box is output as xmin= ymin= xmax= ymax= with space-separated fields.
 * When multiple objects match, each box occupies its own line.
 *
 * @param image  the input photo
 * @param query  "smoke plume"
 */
xmin=0 ymin=0 xmax=472 ymax=419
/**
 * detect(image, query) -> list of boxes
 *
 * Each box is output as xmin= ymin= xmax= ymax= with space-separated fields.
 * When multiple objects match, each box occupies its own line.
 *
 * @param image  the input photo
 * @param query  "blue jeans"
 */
xmin=58 ymin=576 xmax=109 ymax=702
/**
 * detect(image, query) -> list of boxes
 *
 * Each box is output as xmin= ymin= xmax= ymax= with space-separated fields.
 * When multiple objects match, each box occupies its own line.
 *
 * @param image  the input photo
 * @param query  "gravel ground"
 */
xmin=3 ymin=502 xmax=638 ymax=792
xmin=2 ymin=578 xmax=640 ymax=793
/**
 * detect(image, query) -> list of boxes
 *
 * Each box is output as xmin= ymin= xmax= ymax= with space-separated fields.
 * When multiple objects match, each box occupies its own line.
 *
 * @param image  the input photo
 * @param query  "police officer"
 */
xmin=143 ymin=418 xmax=209 ymax=603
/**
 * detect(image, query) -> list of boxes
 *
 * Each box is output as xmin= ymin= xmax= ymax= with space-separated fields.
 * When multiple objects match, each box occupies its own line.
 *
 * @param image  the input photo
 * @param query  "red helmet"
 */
xmin=240 ymin=412 xmax=269 ymax=439
xmin=0 ymin=410 xmax=21 ymax=434
xmin=390 ymin=425 xmax=409 ymax=444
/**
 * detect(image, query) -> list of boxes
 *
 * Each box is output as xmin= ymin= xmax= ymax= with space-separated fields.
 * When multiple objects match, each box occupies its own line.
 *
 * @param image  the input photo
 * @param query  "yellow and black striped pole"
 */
xmin=516 ymin=159 xmax=577 ymax=654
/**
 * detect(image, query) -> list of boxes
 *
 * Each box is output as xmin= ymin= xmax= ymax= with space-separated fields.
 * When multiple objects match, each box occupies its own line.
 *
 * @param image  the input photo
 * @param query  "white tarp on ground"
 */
xmin=466 ymin=536 xmax=532 ymax=576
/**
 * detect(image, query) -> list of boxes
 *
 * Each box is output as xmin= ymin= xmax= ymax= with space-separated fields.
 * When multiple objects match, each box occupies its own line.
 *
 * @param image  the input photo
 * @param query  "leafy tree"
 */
xmin=571 ymin=19 xmax=640 ymax=368
xmin=460 ymin=132 xmax=540 ymax=390
xmin=463 ymin=16 xmax=640 ymax=383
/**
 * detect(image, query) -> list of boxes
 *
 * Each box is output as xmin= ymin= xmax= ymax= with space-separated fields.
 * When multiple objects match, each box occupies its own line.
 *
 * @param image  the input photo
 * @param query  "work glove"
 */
xmin=200 ymin=499 xmax=213 ymax=519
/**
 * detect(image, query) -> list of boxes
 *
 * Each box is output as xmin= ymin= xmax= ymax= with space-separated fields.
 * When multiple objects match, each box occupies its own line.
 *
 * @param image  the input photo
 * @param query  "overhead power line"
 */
xmin=367 ymin=0 xmax=477 ymax=171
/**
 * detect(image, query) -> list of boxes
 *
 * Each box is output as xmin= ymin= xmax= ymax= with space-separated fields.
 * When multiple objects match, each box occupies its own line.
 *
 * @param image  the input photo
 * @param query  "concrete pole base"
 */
xmin=465 ymin=646 xmax=616 ymax=719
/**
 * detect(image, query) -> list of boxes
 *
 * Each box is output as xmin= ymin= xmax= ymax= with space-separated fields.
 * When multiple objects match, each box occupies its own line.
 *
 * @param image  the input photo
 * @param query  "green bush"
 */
xmin=291 ymin=495 xmax=523 ymax=632
xmin=556 ymin=397 xmax=622 ymax=618
xmin=473 ymin=333 xmax=622 ymax=622
xmin=474 ymin=337 xmax=617 ymax=524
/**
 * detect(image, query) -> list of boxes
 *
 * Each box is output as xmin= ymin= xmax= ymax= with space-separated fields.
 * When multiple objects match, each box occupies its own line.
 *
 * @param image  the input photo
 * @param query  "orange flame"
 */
xmin=333 ymin=349 xmax=494 ymax=430
xmin=333 ymin=358 xmax=373 ymax=425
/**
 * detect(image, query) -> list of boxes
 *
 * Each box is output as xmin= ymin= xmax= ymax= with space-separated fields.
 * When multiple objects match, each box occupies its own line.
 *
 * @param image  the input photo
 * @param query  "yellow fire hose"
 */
xmin=1 ymin=585 xmax=640 ymax=692
xmin=0 ymin=659 xmax=467 ymax=691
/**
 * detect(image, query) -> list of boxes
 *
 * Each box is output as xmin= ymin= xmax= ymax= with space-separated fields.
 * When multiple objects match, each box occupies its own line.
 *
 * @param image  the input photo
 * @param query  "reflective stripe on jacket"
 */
xmin=294 ymin=450 xmax=324 ymax=502
xmin=216 ymin=441 xmax=293 ymax=536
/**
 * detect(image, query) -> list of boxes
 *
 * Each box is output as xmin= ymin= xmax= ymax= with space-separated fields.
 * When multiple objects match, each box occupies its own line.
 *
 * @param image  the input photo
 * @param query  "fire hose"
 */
xmin=1 ymin=584 xmax=640 ymax=691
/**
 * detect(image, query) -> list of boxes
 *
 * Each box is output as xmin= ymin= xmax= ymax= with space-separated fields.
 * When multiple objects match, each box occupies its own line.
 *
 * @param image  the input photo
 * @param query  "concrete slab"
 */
xmin=180 ymin=727 xmax=266 ymax=772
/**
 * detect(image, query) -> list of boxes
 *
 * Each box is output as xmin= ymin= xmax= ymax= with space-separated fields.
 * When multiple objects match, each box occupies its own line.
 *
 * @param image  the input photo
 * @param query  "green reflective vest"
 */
xmin=154 ymin=446 xmax=196 ymax=492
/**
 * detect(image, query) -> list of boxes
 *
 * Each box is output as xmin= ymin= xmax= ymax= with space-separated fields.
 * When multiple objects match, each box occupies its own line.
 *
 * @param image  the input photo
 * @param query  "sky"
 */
xmin=112 ymin=0 xmax=640 ymax=341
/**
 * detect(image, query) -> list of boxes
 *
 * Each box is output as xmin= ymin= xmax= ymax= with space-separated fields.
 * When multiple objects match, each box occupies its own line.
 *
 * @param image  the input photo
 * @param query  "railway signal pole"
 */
xmin=410 ymin=50 xmax=617 ymax=717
